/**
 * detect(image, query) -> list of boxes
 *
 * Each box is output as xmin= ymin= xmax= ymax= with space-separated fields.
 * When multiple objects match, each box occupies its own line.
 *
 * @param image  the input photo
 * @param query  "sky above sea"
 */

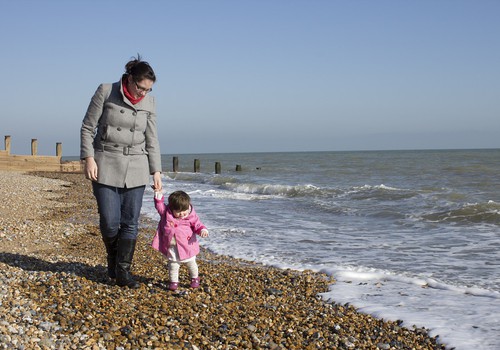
xmin=1 ymin=0 xmax=499 ymax=157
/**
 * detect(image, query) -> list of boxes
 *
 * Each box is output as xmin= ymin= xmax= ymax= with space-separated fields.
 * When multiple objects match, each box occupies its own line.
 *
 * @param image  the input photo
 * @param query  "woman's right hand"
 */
xmin=84 ymin=157 xmax=98 ymax=181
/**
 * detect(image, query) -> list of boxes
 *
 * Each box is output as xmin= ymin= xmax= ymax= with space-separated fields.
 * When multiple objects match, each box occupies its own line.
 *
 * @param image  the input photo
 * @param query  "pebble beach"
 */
xmin=0 ymin=171 xmax=448 ymax=350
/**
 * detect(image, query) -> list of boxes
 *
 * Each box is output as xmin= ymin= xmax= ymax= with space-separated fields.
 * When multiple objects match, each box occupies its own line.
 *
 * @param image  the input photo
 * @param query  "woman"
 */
xmin=80 ymin=55 xmax=162 ymax=288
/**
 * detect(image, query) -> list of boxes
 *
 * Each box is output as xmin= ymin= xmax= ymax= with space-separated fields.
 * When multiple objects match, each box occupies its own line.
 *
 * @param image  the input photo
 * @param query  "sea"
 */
xmin=140 ymin=149 xmax=500 ymax=350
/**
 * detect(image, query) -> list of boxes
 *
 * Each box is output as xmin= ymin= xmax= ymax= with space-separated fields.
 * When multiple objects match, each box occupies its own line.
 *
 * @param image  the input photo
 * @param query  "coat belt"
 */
xmin=96 ymin=143 xmax=147 ymax=155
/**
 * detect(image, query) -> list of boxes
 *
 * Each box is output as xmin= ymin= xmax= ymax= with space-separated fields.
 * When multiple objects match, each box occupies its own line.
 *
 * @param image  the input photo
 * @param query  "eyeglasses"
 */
xmin=134 ymin=81 xmax=153 ymax=93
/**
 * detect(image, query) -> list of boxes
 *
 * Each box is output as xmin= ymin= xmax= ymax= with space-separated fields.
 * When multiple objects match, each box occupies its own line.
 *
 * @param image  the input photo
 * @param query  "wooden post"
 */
xmin=173 ymin=156 xmax=179 ymax=172
xmin=56 ymin=142 xmax=62 ymax=157
xmin=31 ymin=139 xmax=38 ymax=156
xmin=5 ymin=135 xmax=11 ymax=155
xmin=194 ymin=159 xmax=200 ymax=173
xmin=215 ymin=162 xmax=221 ymax=174
xmin=235 ymin=164 xmax=242 ymax=171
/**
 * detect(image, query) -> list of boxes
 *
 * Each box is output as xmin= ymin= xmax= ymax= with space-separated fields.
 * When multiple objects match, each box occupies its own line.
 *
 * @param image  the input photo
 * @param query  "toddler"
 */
xmin=151 ymin=190 xmax=209 ymax=291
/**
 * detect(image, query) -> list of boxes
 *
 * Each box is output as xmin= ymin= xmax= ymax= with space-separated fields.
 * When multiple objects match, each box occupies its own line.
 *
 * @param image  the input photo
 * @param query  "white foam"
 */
xmin=319 ymin=266 xmax=500 ymax=350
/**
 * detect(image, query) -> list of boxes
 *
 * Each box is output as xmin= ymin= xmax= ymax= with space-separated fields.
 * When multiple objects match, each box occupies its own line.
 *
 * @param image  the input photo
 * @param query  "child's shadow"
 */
xmin=0 ymin=252 xmax=152 ymax=286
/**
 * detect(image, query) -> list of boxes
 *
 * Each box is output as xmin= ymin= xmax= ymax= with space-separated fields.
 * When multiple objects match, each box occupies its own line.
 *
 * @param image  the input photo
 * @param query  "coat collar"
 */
xmin=117 ymin=78 xmax=152 ymax=111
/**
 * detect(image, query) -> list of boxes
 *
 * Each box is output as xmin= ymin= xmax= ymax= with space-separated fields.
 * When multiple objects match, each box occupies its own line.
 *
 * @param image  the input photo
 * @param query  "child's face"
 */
xmin=172 ymin=208 xmax=190 ymax=219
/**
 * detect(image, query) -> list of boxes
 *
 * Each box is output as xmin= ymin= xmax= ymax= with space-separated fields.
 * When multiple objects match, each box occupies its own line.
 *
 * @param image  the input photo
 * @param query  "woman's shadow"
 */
xmin=0 ymin=252 xmax=152 ymax=286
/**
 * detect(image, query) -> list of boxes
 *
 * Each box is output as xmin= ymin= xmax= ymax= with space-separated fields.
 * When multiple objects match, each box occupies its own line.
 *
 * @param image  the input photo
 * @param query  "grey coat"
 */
xmin=80 ymin=80 xmax=162 ymax=188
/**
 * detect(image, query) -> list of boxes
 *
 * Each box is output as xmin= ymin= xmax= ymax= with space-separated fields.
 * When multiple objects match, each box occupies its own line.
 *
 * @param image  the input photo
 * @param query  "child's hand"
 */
xmin=152 ymin=186 xmax=164 ymax=200
xmin=200 ymin=229 xmax=209 ymax=238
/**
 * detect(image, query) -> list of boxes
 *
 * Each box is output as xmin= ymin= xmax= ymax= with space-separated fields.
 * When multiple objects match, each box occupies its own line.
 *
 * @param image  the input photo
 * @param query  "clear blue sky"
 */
xmin=1 ymin=1 xmax=499 ymax=156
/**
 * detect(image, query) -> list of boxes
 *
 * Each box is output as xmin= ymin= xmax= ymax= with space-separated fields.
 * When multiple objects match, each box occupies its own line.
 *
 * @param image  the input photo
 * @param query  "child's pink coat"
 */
xmin=151 ymin=196 xmax=207 ymax=260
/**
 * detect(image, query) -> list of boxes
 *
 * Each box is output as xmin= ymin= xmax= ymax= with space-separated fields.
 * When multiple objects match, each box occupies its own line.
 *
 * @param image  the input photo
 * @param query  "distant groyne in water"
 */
xmin=0 ymin=135 xmax=82 ymax=172
xmin=172 ymin=156 xmax=242 ymax=174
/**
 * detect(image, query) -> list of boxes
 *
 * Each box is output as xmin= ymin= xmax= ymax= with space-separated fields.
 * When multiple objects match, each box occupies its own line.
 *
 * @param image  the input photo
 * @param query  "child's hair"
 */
xmin=168 ymin=191 xmax=191 ymax=211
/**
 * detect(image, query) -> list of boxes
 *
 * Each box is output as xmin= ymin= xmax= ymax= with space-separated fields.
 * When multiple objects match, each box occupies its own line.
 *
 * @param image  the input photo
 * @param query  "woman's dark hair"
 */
xmin=168 ymin=191 xmax=191 ymax=211
xmin=124 ymin=54 xmax=156 ymax=83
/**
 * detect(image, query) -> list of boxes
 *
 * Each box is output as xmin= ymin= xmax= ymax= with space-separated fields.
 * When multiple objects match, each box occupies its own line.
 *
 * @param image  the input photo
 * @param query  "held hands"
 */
xmin=152 ymin=172 xmax=163 ymax=192
xmin=152 ymin=184 xmax=163 ymax=200
xmin=200 ymin=229 xmax=209 ymax=238
xmin=151 ymin=173 xmax=163 ymax=200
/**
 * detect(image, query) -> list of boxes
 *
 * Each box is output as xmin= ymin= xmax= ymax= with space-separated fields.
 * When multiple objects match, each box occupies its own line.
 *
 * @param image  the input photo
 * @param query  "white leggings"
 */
xmin=168 ymin=258 xmax=198 ymax=283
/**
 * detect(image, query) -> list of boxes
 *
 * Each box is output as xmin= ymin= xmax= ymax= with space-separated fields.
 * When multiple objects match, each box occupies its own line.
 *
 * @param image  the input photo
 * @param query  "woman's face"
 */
xmin=128 ymin=76 xmax=154 ymax=99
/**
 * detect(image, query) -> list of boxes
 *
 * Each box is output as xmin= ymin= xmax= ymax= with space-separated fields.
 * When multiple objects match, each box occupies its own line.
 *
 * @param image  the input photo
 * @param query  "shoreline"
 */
xmin=0 ymin=170 xmax=447 ymax=349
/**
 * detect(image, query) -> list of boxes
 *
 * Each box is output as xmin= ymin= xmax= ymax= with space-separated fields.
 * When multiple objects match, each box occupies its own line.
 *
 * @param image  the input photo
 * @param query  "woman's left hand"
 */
xmin=153 ymin=172 xmax=162 ymax=191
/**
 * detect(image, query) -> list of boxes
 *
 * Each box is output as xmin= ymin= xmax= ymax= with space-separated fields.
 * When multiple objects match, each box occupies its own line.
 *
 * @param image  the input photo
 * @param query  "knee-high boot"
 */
xmin=102 ymin=236 xmax=118 ymax=279
xmin=116 ymin=238 xmax=140 ymax=288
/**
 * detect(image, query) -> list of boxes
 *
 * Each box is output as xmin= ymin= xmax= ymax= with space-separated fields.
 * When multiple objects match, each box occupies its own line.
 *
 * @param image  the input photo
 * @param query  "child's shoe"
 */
xmin=168 ymin=282 xmax=178 ymax=291
xmin=190 ymin=277 xmax=200 ymax=288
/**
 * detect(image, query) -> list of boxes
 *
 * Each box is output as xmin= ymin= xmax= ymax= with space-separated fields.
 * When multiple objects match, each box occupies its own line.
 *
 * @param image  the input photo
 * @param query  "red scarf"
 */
xmin=122 ymin=76 xmax=145 ymax=105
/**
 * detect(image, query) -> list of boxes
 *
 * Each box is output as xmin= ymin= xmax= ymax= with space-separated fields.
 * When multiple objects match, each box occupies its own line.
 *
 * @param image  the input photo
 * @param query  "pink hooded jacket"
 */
xmin=151 ymin=195 xmax=207 ymax=260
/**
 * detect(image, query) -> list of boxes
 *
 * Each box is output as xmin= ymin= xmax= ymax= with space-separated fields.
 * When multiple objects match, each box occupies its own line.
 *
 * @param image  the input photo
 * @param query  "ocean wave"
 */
xmin=421 ymin=201 xmax=500 ymax=225
xmin=343 ymin=184 xmax=420 ymax=201
xmin=165 ymin=171 xmax=345 ymax=199
xmin=330 ymin=267 xmax=500 ymax=299
xmin=218 ymin=182 xmax=420 ymax=202
xmin=220 ymin=182 xmax=340 ymax=198
xmin=166 ymin=172 xmax=419 ymax=203
xmin=165 ymin=172 xmax=237 ymax=185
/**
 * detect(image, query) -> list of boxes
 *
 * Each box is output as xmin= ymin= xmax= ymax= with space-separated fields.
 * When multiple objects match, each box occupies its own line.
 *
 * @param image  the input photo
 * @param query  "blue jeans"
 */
xmin=92 ymin=182 xmax=145 ymax=240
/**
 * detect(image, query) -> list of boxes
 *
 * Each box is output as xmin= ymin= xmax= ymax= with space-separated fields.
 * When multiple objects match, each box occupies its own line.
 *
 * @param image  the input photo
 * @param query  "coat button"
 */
xmin=117 ymin=127 xmax=122 ymax=131
xmin=130 ymin=128 xmax=135 ymax=132
xmin=120 ymin=109 xmax=125 ymax=113
xmin=132 ymin=112 xmax=137 ymax=116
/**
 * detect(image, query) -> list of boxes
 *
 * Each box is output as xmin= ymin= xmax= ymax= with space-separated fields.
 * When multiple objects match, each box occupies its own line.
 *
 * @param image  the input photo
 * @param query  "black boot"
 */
xmin=116 ymin=239 xmax=140 ymax=288
xmin=102 ymin=236 xmax=118 ymax=279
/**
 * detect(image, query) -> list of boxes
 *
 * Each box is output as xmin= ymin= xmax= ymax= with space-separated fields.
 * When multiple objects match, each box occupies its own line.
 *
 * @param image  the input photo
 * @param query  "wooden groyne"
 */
xmin=0 ymin=135 xmax=251 ymax=174
xmin=0 ymin=135 xmax=82 ymax=172
xmin=172 ymin=156 xmax=242 ymax=174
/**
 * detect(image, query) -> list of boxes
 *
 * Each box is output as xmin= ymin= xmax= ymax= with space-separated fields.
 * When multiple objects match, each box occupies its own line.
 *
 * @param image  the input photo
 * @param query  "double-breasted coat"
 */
xmin=80 ymin=79 xmax=162 ymax=188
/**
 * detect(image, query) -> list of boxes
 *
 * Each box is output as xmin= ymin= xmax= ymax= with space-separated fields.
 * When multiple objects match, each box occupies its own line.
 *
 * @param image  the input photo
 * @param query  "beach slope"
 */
xmin=0 ymin=171 xmax=447 ymax=349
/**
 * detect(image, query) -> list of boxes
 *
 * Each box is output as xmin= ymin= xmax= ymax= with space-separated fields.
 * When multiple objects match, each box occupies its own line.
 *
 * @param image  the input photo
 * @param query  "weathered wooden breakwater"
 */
xmin=0 ymin=135 xmax=82 ymax=172
xmin=172 ymin=156 xmax=242 ymax=174
xmin=0 ymin=135 xmax=245 ymax=174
